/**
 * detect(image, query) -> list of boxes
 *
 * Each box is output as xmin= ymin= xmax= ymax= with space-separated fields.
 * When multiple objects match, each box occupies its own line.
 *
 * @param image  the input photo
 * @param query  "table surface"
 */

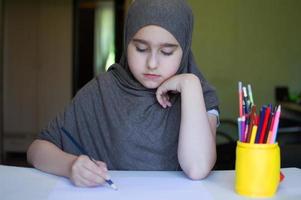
xmin=1 ymin=165 xmax=301 ymax=200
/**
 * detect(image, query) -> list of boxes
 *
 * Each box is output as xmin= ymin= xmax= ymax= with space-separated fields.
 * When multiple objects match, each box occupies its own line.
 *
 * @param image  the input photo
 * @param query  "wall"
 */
xmin=3 ymin=0 xmax=72 ymax=152
xmin=2 ymin=0 xmax=301 ymax=153
xmin=187 ymin=0 xmax=301 ymax=120
xmin=0 ymin=0 xmax=3 ymax=162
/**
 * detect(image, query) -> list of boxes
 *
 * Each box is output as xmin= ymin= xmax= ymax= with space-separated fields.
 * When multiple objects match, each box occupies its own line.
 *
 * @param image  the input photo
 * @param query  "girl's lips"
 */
xmin=143 ymin=74 xmax=161 ymax=79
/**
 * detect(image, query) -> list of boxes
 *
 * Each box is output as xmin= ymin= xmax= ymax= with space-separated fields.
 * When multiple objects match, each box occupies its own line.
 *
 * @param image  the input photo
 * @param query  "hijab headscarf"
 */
xmin=109 ymin=0 xmax=219 ymax=107
xmin=39 ymin=0 xmax=219 ymax=170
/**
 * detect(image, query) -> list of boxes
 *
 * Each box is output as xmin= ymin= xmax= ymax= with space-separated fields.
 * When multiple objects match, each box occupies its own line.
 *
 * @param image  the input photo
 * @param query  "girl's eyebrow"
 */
xmin=132 ymin=38 xmax=178 ymax=48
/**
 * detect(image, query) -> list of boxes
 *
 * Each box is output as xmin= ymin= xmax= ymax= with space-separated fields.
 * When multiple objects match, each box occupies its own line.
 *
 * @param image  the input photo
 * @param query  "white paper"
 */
xmin=48 ymin=171 xmax=213 ymax=200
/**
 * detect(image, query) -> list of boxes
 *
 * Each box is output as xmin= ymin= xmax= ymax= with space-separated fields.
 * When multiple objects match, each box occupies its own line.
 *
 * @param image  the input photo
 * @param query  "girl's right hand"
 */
xmin=69 ymin=155 xmax=109 ymax=187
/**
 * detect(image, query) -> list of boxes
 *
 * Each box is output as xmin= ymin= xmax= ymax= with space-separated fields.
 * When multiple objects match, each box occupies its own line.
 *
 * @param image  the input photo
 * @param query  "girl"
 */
xmin=27 ymin=0 xmax=219 ymax=187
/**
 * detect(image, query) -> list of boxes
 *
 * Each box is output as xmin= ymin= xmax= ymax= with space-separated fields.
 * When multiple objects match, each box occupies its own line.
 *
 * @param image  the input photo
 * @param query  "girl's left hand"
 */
xmin=156 ymin=74 xmax=200 ymax=108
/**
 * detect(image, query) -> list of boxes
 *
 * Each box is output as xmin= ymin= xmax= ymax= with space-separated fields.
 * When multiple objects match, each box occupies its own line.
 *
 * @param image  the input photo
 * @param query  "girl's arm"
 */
xmin=27 ymin=139 xmax=109 ymax=187
xmin=27 ymin=139 xmax=76 ymax=177
xmin=156 ymin=74 xmax=217 ymax=180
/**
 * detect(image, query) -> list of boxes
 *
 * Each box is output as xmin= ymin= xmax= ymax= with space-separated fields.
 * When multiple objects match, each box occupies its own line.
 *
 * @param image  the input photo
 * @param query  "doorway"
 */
xmin=72 ymin=0 xmax=126 ymax=96
xmin=0 ymin=0 xmax=3 ymax=163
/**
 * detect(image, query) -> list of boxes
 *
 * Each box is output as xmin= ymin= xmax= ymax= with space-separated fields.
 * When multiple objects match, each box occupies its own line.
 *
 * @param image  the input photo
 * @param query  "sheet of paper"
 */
xmin=48 ymin=171 xmax=213 ymax=200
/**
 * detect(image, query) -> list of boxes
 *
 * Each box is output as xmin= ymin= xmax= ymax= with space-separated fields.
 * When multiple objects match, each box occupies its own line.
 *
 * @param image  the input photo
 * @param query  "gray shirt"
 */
xmin=38 ymin=71 xmax=182 ymax=170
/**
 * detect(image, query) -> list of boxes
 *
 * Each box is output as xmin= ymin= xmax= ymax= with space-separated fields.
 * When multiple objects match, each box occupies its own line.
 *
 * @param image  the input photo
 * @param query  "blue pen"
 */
xmin=61 ymin=127 xmax=118 ymax=190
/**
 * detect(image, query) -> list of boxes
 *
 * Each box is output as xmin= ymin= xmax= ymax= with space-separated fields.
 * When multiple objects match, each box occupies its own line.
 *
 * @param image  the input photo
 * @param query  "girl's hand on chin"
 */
xmin=156 ymin=74 xmax=200 ymax=108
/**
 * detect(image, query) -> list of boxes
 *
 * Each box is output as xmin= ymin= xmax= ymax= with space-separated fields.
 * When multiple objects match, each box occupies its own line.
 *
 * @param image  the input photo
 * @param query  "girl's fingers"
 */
xmin=161 ymin=95 xmax=168 ymax=108
xmin=163 ymin=95 xmax=171 ymax=107
xmin=156 ymin=87 xmax=171 ymax=108
xmin=80 ymin=166 xmax=106 ymax=185
xmin=160 ymin=92 xmax=172 ymax=108
xmin=71 ymin=170 xmax=99 ymax=187
xmin=96 ymin=161 xmax=108 ymax=172
xmin=71 ymin=156 xmax=108 ymax=187
xmin=156 ymin=91 xmax=165 ymax=108
xmin=74 ymin=173 xmax=102 ymax=187
xmin=84 ymin=159 xmax=109 ymax=180
xmin=165 ymin=94 xmax=172 ymax=107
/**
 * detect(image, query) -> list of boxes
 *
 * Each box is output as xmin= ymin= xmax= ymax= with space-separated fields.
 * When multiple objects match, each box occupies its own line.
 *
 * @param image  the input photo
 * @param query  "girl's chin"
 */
xmin=141 ymin=81 xmax=160 ymax=89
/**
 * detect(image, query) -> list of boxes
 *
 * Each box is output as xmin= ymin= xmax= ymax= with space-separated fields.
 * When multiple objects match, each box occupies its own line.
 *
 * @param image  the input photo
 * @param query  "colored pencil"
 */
xmin=247 ymin=84 xmax=254 ymax=106
xmin=255 ymin=107 xmax=265 ymax=143
xmin=259 ymin=107 xmax=271 ymax=143
xmin=250 ymin=125 xmax=258 ymax=144
xmin=270 ymin=105 xmax=281 ymax=143
xmin=238 ymin=82 xmax=243 ymax=117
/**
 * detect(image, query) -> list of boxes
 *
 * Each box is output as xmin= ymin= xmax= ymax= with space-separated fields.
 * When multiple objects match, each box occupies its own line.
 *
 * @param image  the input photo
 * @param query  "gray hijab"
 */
xmin=110 ymin=0 xmax=219 ymax=108
xmin=38 ymin=0 xmax=219 ymax=171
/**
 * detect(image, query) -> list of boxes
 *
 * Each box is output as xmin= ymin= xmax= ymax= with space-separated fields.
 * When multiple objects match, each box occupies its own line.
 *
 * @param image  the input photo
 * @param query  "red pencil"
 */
xmin=259 ymin=107 xmax=271 ymax=143
xmin=246 ymin=105 xmax=256 ymax=143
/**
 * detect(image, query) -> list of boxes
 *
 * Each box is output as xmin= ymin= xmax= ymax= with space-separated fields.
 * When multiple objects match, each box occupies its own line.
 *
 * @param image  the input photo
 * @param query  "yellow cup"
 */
xmin=235 ymin=141 xmax=280 ymax=198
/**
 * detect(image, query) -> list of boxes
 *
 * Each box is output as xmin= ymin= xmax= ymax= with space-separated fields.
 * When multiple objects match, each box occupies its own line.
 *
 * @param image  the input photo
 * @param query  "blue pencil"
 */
xmin=61 ymin=127 xmax=118 ymax=190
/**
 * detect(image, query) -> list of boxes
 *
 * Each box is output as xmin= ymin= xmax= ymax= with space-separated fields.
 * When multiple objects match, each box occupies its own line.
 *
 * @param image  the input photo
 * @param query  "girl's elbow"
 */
xmin=27 ymin=139 xmax=42 ymax=166
xmin=27 ymin=141 xmax=36 ymax=165
xmin=185 ymin=165 xmax=211 ymax=180
xmin=185 ymin=157 xmax=216 ymax=180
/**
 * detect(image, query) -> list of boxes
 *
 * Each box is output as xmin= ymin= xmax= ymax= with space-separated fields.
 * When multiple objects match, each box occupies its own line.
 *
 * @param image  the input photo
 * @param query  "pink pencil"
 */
xmin=238 ymin=82 xmax=243 ymax=117
xmin=269 ymin=105 xmax=281 ymax=143
xmin=266 ymin=114 xmax=275 ymax=143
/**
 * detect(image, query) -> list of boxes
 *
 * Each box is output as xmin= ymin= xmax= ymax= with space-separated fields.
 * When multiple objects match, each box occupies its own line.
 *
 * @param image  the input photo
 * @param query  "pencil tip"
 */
xmin=111 ymin=184 xmax=118 ymax=190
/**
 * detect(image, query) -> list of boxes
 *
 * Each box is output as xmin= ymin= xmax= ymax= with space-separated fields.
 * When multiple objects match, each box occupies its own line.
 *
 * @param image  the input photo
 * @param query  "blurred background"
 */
xmin=0 ymin=0 xmax=300 ymax=169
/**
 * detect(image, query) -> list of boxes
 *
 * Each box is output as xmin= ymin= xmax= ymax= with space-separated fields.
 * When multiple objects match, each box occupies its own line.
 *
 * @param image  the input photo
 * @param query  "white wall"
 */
xmin=3 ymin=0 xmax=72 ymax=152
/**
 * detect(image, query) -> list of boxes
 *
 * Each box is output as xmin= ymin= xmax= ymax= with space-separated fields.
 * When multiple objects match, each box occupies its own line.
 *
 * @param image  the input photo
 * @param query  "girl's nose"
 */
xmin=147 ymin=53 xmax=158 ymax=70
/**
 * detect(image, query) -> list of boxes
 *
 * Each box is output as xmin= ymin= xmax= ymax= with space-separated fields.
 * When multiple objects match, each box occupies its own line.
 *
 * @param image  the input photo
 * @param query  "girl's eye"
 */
xmin=136 ymin=46 xmax=148 ymax=52
xmin=161 ymin=50 xmax=173 ymax=56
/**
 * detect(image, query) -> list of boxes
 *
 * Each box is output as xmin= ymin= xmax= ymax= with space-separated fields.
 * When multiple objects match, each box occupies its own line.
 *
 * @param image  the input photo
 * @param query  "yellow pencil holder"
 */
xmin=235 ymin=141 xmax=280 ymax=198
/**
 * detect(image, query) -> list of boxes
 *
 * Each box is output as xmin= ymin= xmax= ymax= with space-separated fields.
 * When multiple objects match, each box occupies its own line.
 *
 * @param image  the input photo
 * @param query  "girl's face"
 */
xmin=127 ymin=25 xmax=183 ymax=89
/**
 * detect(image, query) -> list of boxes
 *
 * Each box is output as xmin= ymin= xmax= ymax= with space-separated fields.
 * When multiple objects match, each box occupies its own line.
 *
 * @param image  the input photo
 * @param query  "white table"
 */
xmin=1 ymin=165 xmax=300 ymax=200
